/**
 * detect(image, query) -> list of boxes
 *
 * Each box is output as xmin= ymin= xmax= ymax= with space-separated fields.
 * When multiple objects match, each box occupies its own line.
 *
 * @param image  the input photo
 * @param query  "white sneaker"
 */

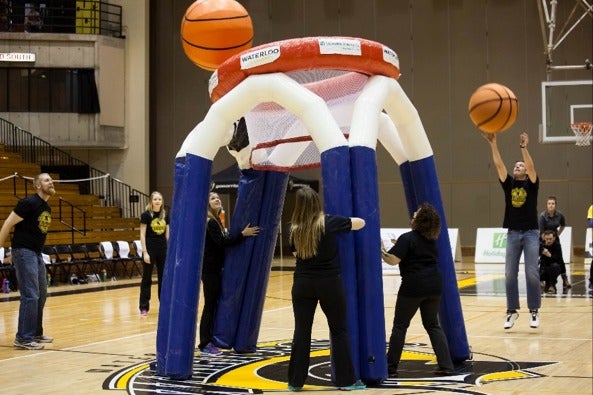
xmin=529 ymin=310 xmax=539 ymax=328
xmin=504 ymin=311 xmax=519 ymax=329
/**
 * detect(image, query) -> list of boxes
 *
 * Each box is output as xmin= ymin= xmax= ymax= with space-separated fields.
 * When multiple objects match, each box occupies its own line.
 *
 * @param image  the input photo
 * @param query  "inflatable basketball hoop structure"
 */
xmin=156 ymin=37 xmax=470 ymax=383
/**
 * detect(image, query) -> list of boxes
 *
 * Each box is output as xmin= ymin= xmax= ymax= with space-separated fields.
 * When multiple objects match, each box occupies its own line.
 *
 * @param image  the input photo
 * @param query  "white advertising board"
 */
xmin=380 ymin=228 xmax=460 ymax=274
xmin=474 ymin=227 xmax=572 ymax=263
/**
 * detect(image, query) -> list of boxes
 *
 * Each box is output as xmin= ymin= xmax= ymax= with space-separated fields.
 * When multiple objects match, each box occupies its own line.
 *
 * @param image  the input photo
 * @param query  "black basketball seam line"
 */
xmin=478 ymin=100 xmax=517 ymax=129
xmin=470 ymin=89 xmax=503 ymax=127
xmin=477 ymin=104 xmax=503 ymax=128
xmin=477 ymin=98 xmax=518 ymax=130
xmin=497 ymin=88 xmax=512 ymax=130
xmin=470 ymin=88 xmax=518 ymax=131
xmin=501 ymin=87 xmax=518 ymax=130
xmin=184 ymin=14 xmax=250 ymax=23
xmin=468 ymin=87 xmax=504 ymax=113
xmin=181 ymin=36 xmax=253 ymax=51
xmin=468 ymin=97 xmax=504 ymax=113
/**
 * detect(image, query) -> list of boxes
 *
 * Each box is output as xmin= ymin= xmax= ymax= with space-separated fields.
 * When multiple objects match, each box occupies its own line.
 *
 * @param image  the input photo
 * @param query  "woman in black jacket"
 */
xmin=199 ymin=192 xmax=259 ymax=355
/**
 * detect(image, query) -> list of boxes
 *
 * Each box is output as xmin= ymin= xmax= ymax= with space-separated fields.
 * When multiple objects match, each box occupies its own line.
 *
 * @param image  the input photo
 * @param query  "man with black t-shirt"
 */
xmin=0 ymin=173 xmax=55 ymax=350
xmin=484 ymin=132 xmax=541 ymax=330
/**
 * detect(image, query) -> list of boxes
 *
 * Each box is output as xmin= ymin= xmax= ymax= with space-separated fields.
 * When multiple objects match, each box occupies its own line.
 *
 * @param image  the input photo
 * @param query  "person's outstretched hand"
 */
xmin=242 ymin=224 xmax=260 ymax=237
xmin=519 ymin=131 xmax=529 ymax=147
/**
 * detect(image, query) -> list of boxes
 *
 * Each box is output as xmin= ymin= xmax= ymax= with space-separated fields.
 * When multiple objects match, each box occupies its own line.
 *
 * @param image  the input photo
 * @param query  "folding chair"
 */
xmin=133 ymin=240 xmax=143 ymax=257
xmin=99 ymin=241 xmax=118 ymax=280
xmin=127 ymin=240 xmax=144 ymax=277
xmin=114 ymin=241 xmax=137 ymax=278
xmin=84 ymin=243 xmax=105 ymax=271
xmin=54 ymin=244 xmax=74 ymax=283
xmin=69 ymin=244 xmax=89 ymax=277
xmin=42 ymin=245 xmax=61 ymax=283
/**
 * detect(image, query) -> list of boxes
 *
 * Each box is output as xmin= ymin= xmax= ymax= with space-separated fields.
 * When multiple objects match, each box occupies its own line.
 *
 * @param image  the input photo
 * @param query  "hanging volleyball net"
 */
xmin=156 ymin=36 xmax=470 ymax=384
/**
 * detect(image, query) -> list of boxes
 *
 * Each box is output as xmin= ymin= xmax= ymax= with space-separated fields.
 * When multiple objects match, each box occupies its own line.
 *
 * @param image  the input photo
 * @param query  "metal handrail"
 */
xmin=0 ymin=118 xmax=149 ymax=220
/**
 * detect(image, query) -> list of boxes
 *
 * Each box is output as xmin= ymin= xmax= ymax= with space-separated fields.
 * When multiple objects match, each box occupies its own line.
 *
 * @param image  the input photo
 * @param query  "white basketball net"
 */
xmin=244 ymin=70 xmax=369 ymax=171
xmin=570 ymin=122 xmax=592 ymax=146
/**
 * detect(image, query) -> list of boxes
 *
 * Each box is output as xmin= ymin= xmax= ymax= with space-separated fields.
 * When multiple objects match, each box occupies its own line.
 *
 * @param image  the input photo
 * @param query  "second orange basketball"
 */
xmin=468 ymin=83 xmax=518 ymax=133
xmin=181 ymin=0 xmax=254 ymax=71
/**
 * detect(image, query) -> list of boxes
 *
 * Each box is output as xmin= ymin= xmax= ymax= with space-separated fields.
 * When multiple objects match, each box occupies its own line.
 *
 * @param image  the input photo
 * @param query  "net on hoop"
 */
xmin=246 ymin=70 xmax=369 ymax=171
xmin=209 ymin=37 xmax=400 ymax=171
xmin=570 ymin=122 xmax=592 ymax=146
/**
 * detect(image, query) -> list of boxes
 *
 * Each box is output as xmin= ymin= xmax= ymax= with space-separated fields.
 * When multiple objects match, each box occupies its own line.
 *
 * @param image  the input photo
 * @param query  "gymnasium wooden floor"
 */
xmin=0 ymin=259 xmax=591 ymax=395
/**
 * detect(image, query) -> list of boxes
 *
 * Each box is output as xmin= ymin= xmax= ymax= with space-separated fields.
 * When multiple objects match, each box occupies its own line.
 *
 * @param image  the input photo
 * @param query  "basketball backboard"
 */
xmin=540 ymin=80 xmax=593 ymax=144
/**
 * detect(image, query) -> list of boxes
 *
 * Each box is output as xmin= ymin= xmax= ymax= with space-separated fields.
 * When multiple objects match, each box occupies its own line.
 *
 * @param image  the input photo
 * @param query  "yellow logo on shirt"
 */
xmin=38 ymin=211 xmax=51 ymax=234
xmin=151 ymin=218 xmax=166 ymax=235
xmin=511 ymin=187 xmax=527 ymax=208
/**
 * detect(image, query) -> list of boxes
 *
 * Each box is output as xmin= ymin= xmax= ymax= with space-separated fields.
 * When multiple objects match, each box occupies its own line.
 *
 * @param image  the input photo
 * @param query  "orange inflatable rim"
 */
xmin=209 ymin=36 xmax=401 ymax=102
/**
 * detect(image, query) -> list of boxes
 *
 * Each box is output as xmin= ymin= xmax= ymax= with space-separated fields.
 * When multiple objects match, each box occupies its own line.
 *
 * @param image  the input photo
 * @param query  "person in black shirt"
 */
xmin=539 ymin=230 xmax=563 ymax=294
xmin=287 ymin=186 xmax=366 ymax=391
xmin=139 ymin=191 xmax=169 ymax=316
xmin=0 ymin=173 xmax=55 ymax=350
xmin=484 ymin=131 xmax=541 ymax=330
xmin=199 ymin=192 xmax=259 ymax=355
xmin=382 ymin=202 xmax=454 ymax=378
xmin=538 ymin=196 xmax=570 ymax=290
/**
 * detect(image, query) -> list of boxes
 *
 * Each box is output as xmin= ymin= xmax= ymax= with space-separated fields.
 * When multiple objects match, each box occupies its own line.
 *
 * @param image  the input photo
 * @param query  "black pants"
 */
xmin=539 ymin=261 xmax=561 ymax=287
xmin=387 ymin=293 xmax=453 ymax=374
xmin=288 ymin=274 xmax=356 ymax=388
xmin=139 ymin=247 xmax=166 ymax=312
xmin=199 ymin=270 xmax=222 ymax=350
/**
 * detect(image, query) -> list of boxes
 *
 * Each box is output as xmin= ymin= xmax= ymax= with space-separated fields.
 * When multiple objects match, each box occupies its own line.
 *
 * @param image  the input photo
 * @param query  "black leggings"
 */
xmin=199 ymin=271 xmax=222 ymax=350
xmin=138 ymin=247 xmax=166 ymax=311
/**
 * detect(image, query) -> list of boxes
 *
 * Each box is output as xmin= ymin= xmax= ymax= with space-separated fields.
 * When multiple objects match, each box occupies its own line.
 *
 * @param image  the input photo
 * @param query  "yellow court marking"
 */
xmin=457 ymin=274 xmax=505 ymax=289
xmin=114 ymin=363 xmax=150 ymax=389
xmin=216 ymin=349 xmax=329 ymax=390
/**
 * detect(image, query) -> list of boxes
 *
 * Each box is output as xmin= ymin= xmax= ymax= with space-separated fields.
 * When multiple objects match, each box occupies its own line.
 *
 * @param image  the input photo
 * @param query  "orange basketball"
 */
xmin=468 ymin=83 xmax=518 ymax=133
xmin=181 ymin=0 xmax=253 ymax=71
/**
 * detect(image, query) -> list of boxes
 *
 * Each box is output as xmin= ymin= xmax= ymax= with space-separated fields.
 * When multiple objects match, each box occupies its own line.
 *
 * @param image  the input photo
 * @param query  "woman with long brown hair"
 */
xmin=287 ymin=186 xmax=365 ymax=391
xmin=199 ymin=192 xmax=259 ymax=355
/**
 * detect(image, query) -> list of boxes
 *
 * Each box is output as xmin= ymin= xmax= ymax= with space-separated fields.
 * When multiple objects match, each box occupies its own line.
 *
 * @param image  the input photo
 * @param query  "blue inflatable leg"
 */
xmin=212 ymin=169 xmax=266 ymax=349
xmin=157 ymin=154 xmax=212 ymax=379
xmin=320 ymin=146 xmax=359 ymax=380
xmin=350 ymin=146 xmax=387 ymax=384
xmin=233 ymin=171 xmax=289 ymax=352
xmin=156 ymin=157 xmax=186 ymax=375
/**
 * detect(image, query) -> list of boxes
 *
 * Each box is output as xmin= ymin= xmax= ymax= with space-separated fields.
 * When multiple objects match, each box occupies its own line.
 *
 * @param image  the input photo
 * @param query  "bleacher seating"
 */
xmin=0 ymin=145 xmax=145 ymax=287
xmin=0 ymin=144 xmax=141 ymax=246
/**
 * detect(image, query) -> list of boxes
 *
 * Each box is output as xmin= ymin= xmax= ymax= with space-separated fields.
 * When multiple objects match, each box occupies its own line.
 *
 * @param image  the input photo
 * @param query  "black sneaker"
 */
xmin=434 ymin=367 xmax=454 ymax=376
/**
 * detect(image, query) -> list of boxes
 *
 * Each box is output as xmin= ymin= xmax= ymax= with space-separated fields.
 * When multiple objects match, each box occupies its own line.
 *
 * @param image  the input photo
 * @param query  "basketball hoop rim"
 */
xmin=570 ymin=122 xmax=593 ymax=133
xmin=570 ymin=122 xmax=592 ymax=146
xmin=209 ymin=36 xmax=401 ymax=102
